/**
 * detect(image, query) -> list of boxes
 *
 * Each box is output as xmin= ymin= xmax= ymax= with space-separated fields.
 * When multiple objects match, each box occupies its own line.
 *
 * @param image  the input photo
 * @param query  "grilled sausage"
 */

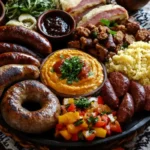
xmin=130 ymin=81 xmax=145 ymax=112
xmin=101 ymin=79 xmax=119 ymax=109
xmin=1 ymin=80 xmax=60 ymax=133
xmin=0 ymin=52 xmax=40 ymax=67
xmin=117 ymin=93 xmax=134 ymax=123
xmin=0 ymin=26 xmax=52 ymax=56
xmin=109 ymin=72 xmax=130 ymax=97
xmin=0 ymin=42 xmax=42 ymax=61
xmin=144 ymin=85 xmax=150 ymax=111
xmin=0 ymin=65 xmax=40 ymax=97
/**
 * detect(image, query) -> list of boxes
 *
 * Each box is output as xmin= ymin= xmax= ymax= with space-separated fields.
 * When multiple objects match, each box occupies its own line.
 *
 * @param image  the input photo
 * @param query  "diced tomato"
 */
xmin=83 ymin=130 xmax=96 ymax=141
xmin=94 ymin=117 xmax=106 ymax=127
xmin=78 ymin=63 xmax=90 ymax=79
xmin=56 ymin=124 xmax=64 ymax=130
xmin=79 ymin=111 xmax=86 ymax=116
xmin=110 ymin=121 xmax=122 ymax=133
xmin=98 ymin=96 xmax=104 ymax=104
xmin=101 ymin=114 xmax=109 ymax=124
xmin=67 ymin=104 xmax=76 ymax=112
xmin=53 ymin=60 xmax=64 ymax=74
xmin=72 ymin=134 xmax=79 ymax=141
xmin=86 ymin=133 xmax=96 ymax=141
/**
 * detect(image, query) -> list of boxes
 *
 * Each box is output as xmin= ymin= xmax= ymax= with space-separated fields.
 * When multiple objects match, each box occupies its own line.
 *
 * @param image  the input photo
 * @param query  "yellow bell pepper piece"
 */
xmin=80 ymin=120 xmax=88 ymax=130
xmin=58 ymin=112 xmax=80 ymax=124
xmin=94 ymin=128 xmax=107 ymax=138
xmin=67 ymin=124 xmax=81 ymax=134
xmin=68 ymin=98 xmax=74 ymax=104
xmin=59 ymin=130 xmax=72 ymax=140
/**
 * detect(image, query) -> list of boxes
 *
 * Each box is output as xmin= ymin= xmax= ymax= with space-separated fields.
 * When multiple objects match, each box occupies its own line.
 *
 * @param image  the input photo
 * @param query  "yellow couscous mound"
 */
xmin=106 ymin=41 xmax=150 ymax=85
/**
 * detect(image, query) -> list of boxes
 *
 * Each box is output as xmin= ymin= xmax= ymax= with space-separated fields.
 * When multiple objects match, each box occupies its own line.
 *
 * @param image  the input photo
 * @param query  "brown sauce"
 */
xmin=41 ymin=15 xmax=70 ymax=37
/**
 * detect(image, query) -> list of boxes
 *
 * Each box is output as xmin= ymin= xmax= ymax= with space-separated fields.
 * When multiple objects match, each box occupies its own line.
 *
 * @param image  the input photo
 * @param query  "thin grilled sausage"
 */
xmin=101 ymin=79 xmax=119 ymax=109
xmin=117 ymin=93 xmax=134 ymax=123
xmin=109 ymin=72 xmax=130 ymax=97
xmin=0 ymin=42 xmax=42 ymax=61
xmin=0 ymin=26 xmax=52 ymax=56
xmin=0 ymin=64 xmax=40 ymax=97
xmin=130 ymin=81 xmax=145 ymax=112
xmin=0 ymin=52 xmax=40 ymax=67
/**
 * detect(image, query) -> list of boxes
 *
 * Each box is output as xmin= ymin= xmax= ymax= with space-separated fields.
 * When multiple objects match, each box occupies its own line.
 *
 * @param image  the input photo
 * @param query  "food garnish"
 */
xmin=5 ymin=0 xmax=56 ymax=19
xmin=74 ymin=97 xmax=91 ymax=109
xmin=52 ymin=56 xmax=91 ymax=84
xmin=100 ymin=19 xmax=117 ymax=35
xmin=55 ymin=96 xmax=122 ymax=141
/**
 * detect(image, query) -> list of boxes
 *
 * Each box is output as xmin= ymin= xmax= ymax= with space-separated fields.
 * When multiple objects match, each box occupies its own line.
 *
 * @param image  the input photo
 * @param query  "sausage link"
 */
xmin=101 ymin=79 xmax=119 ymax=109
xmin=0 ymin=64 xmax=40 ymax=97
xmin=130 ymin=81 xmax=145 ymax=112
xmin=144 ymin=85 xmax=150 ymax=111
xmin=0 ymin=26 xmax=52 ymax=56
xmin=0 ymin=42 xmax=42 ymax=61
xmin=117 ymin=93 xmax=134 ymax=123
xmin=109 ymin=72 xmax=130 ymax=97
xmin=0 ymin=52 xmax=40 ymax=67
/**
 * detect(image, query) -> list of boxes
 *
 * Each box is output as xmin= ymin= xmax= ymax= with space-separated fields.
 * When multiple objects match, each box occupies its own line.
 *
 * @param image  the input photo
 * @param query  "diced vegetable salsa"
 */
xmin=55 ymin=96 xmax=122 ymax=141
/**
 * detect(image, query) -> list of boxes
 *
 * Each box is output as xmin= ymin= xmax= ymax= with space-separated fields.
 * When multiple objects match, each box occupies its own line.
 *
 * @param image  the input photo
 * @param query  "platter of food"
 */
xmin=0 ymin=0 xmax=150 ymax=149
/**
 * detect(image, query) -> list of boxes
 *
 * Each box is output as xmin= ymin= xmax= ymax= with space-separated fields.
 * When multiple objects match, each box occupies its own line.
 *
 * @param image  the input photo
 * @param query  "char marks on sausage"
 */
xmin=0 ymin=52 xmax=40 ymax=67
xmin=0 ymin=65 xmax=40 ymax=97
xmin=0 ymin=26 xmax=52 ymax=56
xmin=0 ymin=42 xmax=42 ymax=61
xmin=1 ymin=80 xmax=60 ymax=133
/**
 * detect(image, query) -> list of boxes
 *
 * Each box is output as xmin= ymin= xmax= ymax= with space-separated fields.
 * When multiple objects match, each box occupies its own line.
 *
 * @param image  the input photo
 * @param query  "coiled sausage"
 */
xmin=1 ymin=80 xmax=61 ymax=133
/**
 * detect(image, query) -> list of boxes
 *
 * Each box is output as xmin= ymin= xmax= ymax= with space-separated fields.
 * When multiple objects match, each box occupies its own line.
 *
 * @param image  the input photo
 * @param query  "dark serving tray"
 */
xmin=0 ymin=111 xmax=150 ymax=150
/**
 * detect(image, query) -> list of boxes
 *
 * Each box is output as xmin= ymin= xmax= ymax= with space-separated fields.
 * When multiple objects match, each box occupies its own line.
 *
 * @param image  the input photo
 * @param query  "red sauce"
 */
xmin=41 ymin=16 xmax=70 ymax=37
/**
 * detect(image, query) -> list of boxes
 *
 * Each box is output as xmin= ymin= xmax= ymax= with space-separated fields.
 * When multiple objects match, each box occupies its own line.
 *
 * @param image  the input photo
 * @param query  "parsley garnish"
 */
xmin=91 ymin=31 xmax=98 ymax=38
xmin=100 ymin=19 xmax=118 ymax=27
xmin=60 ymin=56 xmax=83 ymax=84
xmin=74 ymin=119 xmax=84 ymax=126
xmin=108 ymin=30 xmax=117 ymax=35
xmin=87 ymin=116 xmax=98 ymax=125
xmin=100 ymin=19 xmax=110 ymax=27
xmin=74 ymin=97 xmax=91 ymax=109
xmin=100 ymin=19 xmax=117 ymax=35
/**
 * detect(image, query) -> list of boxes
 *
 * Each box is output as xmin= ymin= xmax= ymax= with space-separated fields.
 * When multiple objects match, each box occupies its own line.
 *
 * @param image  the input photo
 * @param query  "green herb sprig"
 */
xmin=100 ymin=19 xmax=117 ymax=35
xmin=74 ymin=119 xmax=84 ymax=126
xmin=5 ymin=0 xmax=56 ymax=19
xmin=74 ymin=97 xmax=91 ymax=109
xmin=60 ymin=56 xmax=83 ymax=84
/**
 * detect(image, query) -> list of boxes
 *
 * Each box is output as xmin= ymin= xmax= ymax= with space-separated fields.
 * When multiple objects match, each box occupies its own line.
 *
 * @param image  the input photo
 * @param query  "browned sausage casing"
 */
xmin=130 ymin=81 xmax=145 ymax=112
xmin=1 ymin=80 xmax=61 ymax=133
xmin=144 ymin=85 xmax=150 ymax=111
xmin=117 ymin=93 xmax=134 ymax=123
xmin=101 ymin=79 xmax=119 ymax=109
xmin=0 ymin=52 xmax=40 ymax=67
xmin=0 ymin=42 xmax=42 ymax=61
xmin=0 ymin=64 xmax=40 ymax=97
xmin=0 ymin=26 xmax=52 ymax=56
xmin=109 ymin=72 xmax=130 ymax=97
